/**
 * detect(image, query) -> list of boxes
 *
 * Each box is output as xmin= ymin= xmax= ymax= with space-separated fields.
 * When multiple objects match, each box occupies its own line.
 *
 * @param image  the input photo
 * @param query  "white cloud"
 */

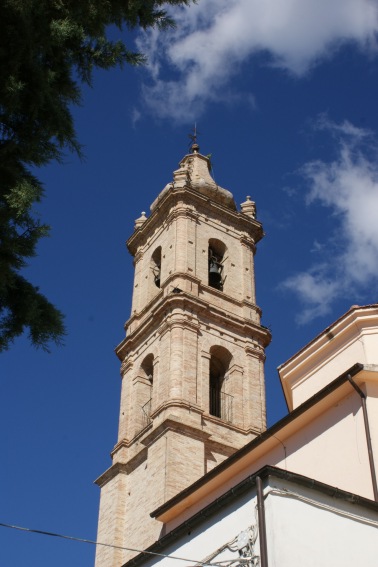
xmin=137 ymin=0 xmax=378 ymax=121
xmin=282 ymin=118 xmax=378 ymax=323
xmin=282 ymin=270 xmax=339 ymax=323
xmin=131 ymin=107 xmax=141 ymax=127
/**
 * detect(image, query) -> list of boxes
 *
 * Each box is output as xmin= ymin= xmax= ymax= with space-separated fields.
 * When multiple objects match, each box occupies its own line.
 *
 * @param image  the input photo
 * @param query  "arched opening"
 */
xmin=208 ymin=239 xmax=226 ymax=291
xmin=140 ymin=354 xmax=154 ymax=426
xmin=141 ymin=353 xmax=154 ymax=384
xmin=209 ymin=346 xmax=232 ymax=420
xmin=151 ymin=247 xmax=162 ymax=288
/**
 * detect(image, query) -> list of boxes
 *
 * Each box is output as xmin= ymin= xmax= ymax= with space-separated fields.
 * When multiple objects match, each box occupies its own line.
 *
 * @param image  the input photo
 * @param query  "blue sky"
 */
xmin=2 ymin=1 xmax=378 ymax=565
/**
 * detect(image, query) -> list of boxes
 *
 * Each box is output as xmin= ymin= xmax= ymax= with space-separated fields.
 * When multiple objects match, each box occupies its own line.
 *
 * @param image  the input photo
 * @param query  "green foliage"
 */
xmin=0 ymin=0 xmax=193 ymax=352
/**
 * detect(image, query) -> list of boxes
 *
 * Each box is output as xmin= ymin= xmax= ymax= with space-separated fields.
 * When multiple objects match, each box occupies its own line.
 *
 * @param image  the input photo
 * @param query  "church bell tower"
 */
xmin=95 ymin=143 xmax=271 ymax=567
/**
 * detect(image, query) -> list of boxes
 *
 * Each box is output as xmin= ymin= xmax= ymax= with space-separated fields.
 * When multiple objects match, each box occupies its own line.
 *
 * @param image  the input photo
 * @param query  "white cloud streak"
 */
xmin=131 ymin=107 xmax=141 ymax=128
xmin=137 ymin=0 xmax=378 ymax=121
xmin=282 ymin=118 xmax=378 ymax=323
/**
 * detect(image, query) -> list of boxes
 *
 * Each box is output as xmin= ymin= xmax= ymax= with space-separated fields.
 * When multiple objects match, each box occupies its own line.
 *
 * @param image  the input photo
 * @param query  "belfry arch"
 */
xmin=209 ymin=345 xmax=232 ymax=420
xmin=208 ymin=238 xmax=227 ymax=291
xmin=151 ymin=246 xmax=162 ymax=289
xmin=135 ymin=353 xmax=154 ymax=430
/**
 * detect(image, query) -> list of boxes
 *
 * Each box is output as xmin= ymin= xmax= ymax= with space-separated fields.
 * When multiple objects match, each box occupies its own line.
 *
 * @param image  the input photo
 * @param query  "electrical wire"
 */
xmin=0 ymin=521 xmax=222 ymax=566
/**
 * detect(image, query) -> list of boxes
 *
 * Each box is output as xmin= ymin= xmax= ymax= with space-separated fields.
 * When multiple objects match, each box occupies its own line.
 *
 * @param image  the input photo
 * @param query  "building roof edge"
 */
xmin=151 ymin=362 xmax=363 ymax=520
xmin=123 ymin=458 xmax=378 ymax=567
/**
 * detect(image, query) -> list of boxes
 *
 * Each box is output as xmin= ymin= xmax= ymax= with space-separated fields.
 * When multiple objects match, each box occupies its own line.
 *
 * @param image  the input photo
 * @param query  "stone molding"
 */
xmin=240 ymin=234 xmax=257 ymax=253
xmin=120 ymin=358 xmax=133 ymax=376
xmin=94 ymin=461 xmax=129 ymax=488
xmin=140 ymin=417 xmax=211 ymax=449
xmin=117 ymin=291 xmax=270 ymax=361
xmin=245 ymin=344 xmax=267 ymax=362
xmin=127 ymin=185 xmax=263 ymax=255
xmin=150 ymin=399 xmax=203 ymax=420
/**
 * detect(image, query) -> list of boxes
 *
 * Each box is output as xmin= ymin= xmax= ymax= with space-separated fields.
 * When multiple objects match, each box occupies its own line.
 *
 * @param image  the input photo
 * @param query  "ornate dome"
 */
xmin=150 ymin=144 xmax=236 ymax=211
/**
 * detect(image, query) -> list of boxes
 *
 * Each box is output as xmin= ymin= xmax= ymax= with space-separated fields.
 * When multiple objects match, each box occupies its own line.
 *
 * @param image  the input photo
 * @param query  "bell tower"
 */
xmin=95 ymin=144 xmax=271 ymax=567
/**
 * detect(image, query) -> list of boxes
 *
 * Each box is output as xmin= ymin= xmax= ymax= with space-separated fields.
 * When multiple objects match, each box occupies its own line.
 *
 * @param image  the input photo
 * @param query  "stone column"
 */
xmin=182 ymin=319 xmax=200 ymax=404
xmin=131 ymin=251 xmax=143 ymax=314
xmin=240 ymin=235 xmax=256 ymax=304
xmin=169 ymin=319 xmax=184 ymax=400
xmin=150 ymin=354 xmax=160 ymax=413
xmin=186 ymin=211 xmax=198 ymax=283
xmin=174 ymin=207 xmax=188 ymax=274
xmin=200 ymin=349 xmax=211 ymax=413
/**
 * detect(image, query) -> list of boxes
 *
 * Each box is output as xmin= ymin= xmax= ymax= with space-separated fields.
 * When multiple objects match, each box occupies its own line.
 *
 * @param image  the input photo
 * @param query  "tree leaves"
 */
xmin=0 ymin=0 xmax=194 ymax=352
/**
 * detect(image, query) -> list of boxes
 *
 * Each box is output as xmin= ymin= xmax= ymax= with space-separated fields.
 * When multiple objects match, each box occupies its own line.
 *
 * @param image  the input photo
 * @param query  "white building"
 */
xmin=124 ymin=466 xmax=378 ymax=567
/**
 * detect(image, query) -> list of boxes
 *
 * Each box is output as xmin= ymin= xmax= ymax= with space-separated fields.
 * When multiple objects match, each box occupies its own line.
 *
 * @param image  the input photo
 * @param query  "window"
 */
xmin=209 ymin=346 xmax=232 ymax=420
xmin=141 ymin=353 xmax=154 ymax=385
xmin=208 ymin=239 xmax=226 ymax=291
xmin=140 ymin=354 xmax=154 ymax=426
xmin=151 ymin=247 xmax=162 ymax=288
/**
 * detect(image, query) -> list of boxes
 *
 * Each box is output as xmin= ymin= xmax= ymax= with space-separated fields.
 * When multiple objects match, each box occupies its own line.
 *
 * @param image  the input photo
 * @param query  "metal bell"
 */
xmin=154 ymin=266 xmax=161 ymax=288
xmin=209 ymin=260 xmax=222 ymax=287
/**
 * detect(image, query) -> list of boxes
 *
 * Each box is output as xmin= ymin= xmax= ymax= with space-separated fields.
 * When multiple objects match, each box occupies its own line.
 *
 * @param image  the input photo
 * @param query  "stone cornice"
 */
xmin=116 ymin=293 xmax=206 ymax=359
xmin=157 ymin=314 xmax=201 ymax=338
xmin=240 ymin=234 xmax=257 ymax=251
xmin=130 ymin=205 xmax=201 ymax=258
xmin=124 ymin=288 xmax=163 ymax=332
xmin=94 ymin=462 xmax=128 ymax=487
xmin=116 ymin=290 xmax=270 ymax=360
xmin=111 ymin=402 xmax=205 ymax=458
xmin=163 ymin=271 xmax=202 ymax=289
xmin=96 ymin=416 xmax=262 ymax=489
xmin=111 ymin=421 xmax=153 ymax=454
xmin=150 ymin=399 xmax=203 ymax=421
xmin=163 ymin=205 xmax=199 ymax=224
xmin=117 ymin=292 xmax=270 ymax=360
xmin=242 ymin=299 xmax=262 ymax=316
xmin=127 ymin=185 xmax=263 ymax=256
xmin=202 ymin=413 xmax=259 ymax=436
xmin=120 ymin=358 xmax=133 ymax=375
xmin=140 ymin=417 xmax=212 ymax=448
xmin=245 ymin=343 xmax=267 ymax=362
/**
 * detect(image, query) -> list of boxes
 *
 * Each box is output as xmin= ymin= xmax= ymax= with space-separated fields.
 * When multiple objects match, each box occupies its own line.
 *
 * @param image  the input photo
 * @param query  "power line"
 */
xmin=0 ymin=521 xmax=219 ymax=566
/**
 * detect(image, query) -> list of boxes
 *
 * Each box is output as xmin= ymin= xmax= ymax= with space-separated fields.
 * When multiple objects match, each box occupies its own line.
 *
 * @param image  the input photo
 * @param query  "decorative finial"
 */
xmin=188 ymin=123 xmax=200 ymax=153
xmin=134 ymin=210 xmax=147 ymax=230
xmin=241 ymin=196 xmax=256 ymax=219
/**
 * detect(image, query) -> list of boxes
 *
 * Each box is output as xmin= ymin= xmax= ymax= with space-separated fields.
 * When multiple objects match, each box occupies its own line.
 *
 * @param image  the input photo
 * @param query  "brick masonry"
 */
xmin=94 ymin=148 xmax=271 ymax=567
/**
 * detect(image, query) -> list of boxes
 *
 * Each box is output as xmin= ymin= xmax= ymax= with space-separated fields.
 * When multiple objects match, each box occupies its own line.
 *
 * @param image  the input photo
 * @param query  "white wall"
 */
xmin=266 ymin=477 xmax=378 ymax=567
xmin=134 ymin=475 xmax=378 ymax=567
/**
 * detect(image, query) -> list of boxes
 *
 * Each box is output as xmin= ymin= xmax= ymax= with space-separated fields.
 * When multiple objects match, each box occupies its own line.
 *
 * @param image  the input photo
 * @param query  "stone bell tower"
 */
xmin=95 ymin=144 xmax=271 ymax=567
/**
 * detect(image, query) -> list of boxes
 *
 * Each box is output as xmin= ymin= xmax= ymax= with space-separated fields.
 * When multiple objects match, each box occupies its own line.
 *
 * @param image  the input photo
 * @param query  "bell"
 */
xmin=154 ymin=267 xmax=161 ymax=288
xmin=209 ymin=260 xmax=222 ymax=287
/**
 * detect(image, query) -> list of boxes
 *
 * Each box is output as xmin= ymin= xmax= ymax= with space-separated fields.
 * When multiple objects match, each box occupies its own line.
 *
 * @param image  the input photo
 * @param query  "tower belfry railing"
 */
xmin=141 ymin=398 xmax=152 ymax=428
xmin=209 ymin=389 xmax=234 ymax=423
